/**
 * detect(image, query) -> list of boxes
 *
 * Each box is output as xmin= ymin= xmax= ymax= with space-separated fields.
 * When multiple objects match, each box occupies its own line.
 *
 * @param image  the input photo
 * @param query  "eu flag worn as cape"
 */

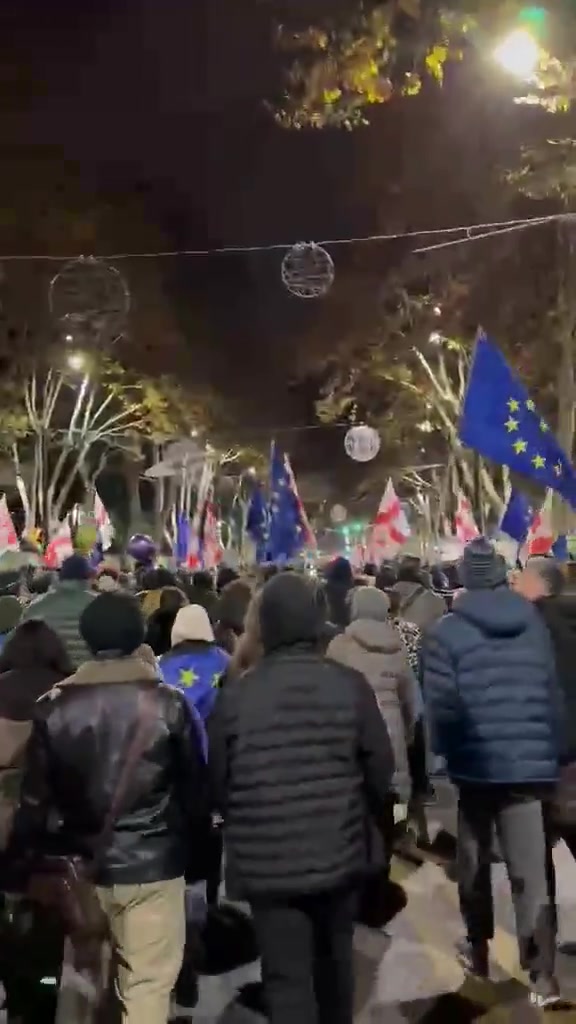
xmin=459 ymin=334 xmax=576 ymax=508
xmin=500 ymin=489 xmax=532 ymax=544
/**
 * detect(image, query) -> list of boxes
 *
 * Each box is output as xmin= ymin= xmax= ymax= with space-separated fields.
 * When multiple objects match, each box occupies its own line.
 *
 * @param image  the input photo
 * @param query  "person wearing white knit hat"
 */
xmin=159 ymin=605 xmax=229 ymax=723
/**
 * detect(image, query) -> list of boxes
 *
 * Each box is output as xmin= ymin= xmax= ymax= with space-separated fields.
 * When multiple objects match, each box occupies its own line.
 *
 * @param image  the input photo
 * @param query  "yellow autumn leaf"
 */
xmin=425 ymin=44 xmax=448 ymax=83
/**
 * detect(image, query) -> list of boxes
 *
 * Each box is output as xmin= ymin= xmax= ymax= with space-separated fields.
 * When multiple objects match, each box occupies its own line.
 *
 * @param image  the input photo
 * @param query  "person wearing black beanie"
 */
xmin=20 ymin=553 xmax=95 ymax=669
xmin=423 ymin=537 xmax=561 ymax=1002
xmin=210 ymin=571 xmax=394 ymax=1024
xmin=10 ymin=590 xmax=208 ymax=1024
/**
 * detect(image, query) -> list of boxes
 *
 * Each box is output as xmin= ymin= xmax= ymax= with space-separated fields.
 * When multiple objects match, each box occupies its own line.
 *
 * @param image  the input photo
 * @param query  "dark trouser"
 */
xmin=407 ymin=717 xmax=429 ymax=797
xmin=457 ymin=787 xmax=557 ymax=979
xmin=250 ymin=887 xmax=356 ymax=1024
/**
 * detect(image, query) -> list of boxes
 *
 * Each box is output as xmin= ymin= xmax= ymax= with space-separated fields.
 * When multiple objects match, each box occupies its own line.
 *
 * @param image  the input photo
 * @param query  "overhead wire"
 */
xmin=0 ymin=211 xmax=565 ymax=262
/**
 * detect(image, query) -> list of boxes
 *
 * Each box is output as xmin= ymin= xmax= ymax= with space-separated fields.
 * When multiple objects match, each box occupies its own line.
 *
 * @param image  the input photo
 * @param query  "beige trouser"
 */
xmin=97 ymin=876 xmax=186 ymax=1024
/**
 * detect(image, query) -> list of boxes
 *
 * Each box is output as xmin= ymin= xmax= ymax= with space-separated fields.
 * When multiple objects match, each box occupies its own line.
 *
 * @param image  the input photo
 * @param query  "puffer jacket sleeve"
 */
xmin=397 ymin=663 xmax=421 ymax=744
xmin=207 ymin=684 xmax=237 ymax=815
xmin=422 ymin=629 xmax=458 ymax=758
xmin=355 ymin=672 xmax=395 ymax=819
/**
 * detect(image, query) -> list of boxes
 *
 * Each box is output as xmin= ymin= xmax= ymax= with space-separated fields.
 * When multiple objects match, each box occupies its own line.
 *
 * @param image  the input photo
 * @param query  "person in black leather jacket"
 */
xmin=9 ymin=591 xmax=207 ymax=1024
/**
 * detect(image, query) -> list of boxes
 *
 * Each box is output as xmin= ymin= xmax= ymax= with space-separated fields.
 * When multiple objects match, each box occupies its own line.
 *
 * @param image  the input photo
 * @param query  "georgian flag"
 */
xmin=93 ymin=492 xmax=114 ymax=551
xmin=526 ymin=490 xmax=554 ymax=556
xmin=455 ymin=492 xmax=480 ymax=544
xmin=0 ymin=496 xmax=19 ymax=556
xmin=370 ymin=479 xmax=410 ymax=557
xmin=44 ymin=520 xmax=73 ymax=568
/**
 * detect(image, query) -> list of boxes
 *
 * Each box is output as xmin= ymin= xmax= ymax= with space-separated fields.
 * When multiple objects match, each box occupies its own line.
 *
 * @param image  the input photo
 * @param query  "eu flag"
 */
xmin=174 ymin=511 xmax=190 ymax=565
xmin=459 ymin=334 xmax=576 ymax=508
xmin=267 ymin=443 xmax=305 ymax=563
xmin=500 ymin=489 xmax=532 ymax=544
xmin=552 ymin=535 xmax=569 ymax=562
xmin=246 ymin=484 xmax=268 ymax=563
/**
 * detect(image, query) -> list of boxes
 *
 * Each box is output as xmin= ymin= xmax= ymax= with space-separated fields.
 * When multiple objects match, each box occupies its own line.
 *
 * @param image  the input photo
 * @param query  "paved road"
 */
xmin=190 ymin=784 xmax=576 ymax=1023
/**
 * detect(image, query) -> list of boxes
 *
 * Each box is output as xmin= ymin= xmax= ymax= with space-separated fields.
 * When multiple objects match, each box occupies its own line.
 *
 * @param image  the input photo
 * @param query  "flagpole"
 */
xmin=467 ymin=329 xmax=486 ymax=535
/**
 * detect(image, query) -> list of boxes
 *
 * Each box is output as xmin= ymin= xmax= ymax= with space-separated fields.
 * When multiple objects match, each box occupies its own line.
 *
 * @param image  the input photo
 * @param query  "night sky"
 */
xmin=0 ymin=0 xmax=550 ymax=500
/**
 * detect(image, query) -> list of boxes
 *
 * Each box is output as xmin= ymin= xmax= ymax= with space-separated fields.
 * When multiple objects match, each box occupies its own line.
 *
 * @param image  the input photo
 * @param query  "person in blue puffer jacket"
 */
xmin=422 ymin=537 xmax=562 ymax=1007
xmin=159 ymin=604 xmax=229 ymax=723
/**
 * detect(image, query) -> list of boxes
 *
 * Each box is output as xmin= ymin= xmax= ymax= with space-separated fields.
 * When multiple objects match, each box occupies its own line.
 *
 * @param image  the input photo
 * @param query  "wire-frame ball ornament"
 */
xmin=49 ymin=256 xmax=130 ymax=347
xmin=281 ymin=242 xmax=335 ymax=299
xmin=344 ymin=424 xmax=381 ymax=463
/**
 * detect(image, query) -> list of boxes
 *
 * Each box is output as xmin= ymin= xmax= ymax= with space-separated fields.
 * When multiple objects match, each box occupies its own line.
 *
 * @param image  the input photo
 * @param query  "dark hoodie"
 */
xmin=423 ymin=587 xmax=560 ymax=785
xmin=0 ymin=621 xmax=73 ymax=848
xmin=209 ymin=572 xmax=394 ymax=898
xmin=213 ymin=579 xmax=253 ymax=655
xmin=145 ymin=587 xmax=187 ymax=656
xmin=324 ymin=556 xmax=353 ymax=629
xmin=537 ymin=594 xmax=576 ymax=762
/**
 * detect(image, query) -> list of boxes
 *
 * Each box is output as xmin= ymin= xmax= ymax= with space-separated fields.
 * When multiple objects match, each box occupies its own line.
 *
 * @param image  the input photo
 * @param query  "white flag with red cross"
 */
xmin=455 ymin=492 xmax=480 ymax=544
xmin=370 ymin=479 xmax=410 ymax=559
xmin=201 ymin=497 xmax=223 ymax=570
xmin=44 ymin=520 xmax=74 ymax=569
xmin=526 ymin=490 xmax=554 ymax=556
xmin=93 ymin=492 xmax=114 ymax=551
xmin=0 ymin=496 xmax=18 ymax=555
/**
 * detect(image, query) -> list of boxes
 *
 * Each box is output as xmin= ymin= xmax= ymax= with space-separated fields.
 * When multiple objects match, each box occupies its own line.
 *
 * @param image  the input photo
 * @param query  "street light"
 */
xmin=494 ymin=28 xmax=540 ymax=80
xmin=66 ymin=351 xmax=86 ymax=372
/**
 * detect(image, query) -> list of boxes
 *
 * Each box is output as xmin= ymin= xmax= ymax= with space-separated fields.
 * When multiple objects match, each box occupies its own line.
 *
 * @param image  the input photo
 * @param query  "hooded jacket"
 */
xmin=327 ymin=619 xmax=418 ymax=801
xmin=423 ymin=587 xmax=560 ymax=785
xmin=391 ymin=580 xmax=446 ymax=632
xmin=9 ymin=654 xmax=207 ymax=886
xmin=209 ymin=573 xmax=394 ymax=898
xmin=0 ymin=633 xmax=71 ymax=849
xmin=21 ymin=581 xmax=95 ymax=669
xmin=324 ymin=557 xmax=353 ymax=629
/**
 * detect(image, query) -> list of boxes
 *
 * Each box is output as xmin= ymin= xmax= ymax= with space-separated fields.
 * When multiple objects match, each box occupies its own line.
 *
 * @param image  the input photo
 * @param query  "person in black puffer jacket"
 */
xmin=209 ymin=572 xmax=394 ymax=1024
xmin=424 ymin=539 xmax=561 ymax=1002
xmin=323 ymin=556 xmax=354 ymax=629
xmin=9 ymin=592 xmax=207 ymax=1024
xmin=514 ymin=559 xmax=576 ymax=852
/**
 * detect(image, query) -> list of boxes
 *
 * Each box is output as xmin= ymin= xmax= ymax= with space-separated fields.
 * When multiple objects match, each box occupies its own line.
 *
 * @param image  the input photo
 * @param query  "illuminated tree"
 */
xmin=271 ymin=1 xmax=576 ymax=128
xmin=0 ymin=348 xmax=213 ymax=536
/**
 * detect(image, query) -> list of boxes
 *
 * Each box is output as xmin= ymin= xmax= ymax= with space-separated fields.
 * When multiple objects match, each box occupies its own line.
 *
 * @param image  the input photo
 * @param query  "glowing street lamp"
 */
xmin=494 ymin=28 xmax=540 ymax=80
xmin=66 ymin=351 xmax=86 ymax=372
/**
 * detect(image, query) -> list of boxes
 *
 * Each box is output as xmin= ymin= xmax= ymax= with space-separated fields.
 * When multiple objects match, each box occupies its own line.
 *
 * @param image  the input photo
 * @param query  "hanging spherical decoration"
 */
xmin=330 ymin=503 xmax=348 ymax=524
xmin=344 ymin=424 xmax=381 ymax=463
xmin=281 ymin=242 xmax=334 ymax=299
xmin=49 ymin=256 xmax=130 ymax=347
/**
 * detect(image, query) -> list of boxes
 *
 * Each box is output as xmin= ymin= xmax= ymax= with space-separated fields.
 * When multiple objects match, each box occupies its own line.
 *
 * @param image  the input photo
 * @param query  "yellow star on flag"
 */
xmin=211 ymin=672 xmax=221 ymax=689
xmin=532 ymin=454 xmax=546 ymax=469
xmin=504 ymin=417 xmax=519 ymax=432
xmin=512 ymin=439 xmax=528 ymax=454
xmin=526 ymin=399 xmax=536 ymax=412
xmin=554 ymin=462 xmax=563 ymax=477
xmin=179 ymin=668 xmax=198 ymax=688
xmin=507 ymin=398 xmax=520 ymax=412
xmin=540 ymin=420 xmax=549 ymax=432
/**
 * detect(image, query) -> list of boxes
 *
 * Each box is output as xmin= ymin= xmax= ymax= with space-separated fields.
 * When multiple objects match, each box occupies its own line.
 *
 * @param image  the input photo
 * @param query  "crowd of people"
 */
xmin=0 ymin=539 xmax=573 ymax=1022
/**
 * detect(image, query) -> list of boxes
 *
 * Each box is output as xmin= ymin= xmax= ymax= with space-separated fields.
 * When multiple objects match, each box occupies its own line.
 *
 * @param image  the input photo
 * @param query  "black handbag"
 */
xmin=27 ymin=689 xmax=157 ymax=939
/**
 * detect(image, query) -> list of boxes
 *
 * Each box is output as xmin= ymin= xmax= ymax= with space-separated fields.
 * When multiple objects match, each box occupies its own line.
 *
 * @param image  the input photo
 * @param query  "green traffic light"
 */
xmin=519 ymin=6 xmax=546 ymax=29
